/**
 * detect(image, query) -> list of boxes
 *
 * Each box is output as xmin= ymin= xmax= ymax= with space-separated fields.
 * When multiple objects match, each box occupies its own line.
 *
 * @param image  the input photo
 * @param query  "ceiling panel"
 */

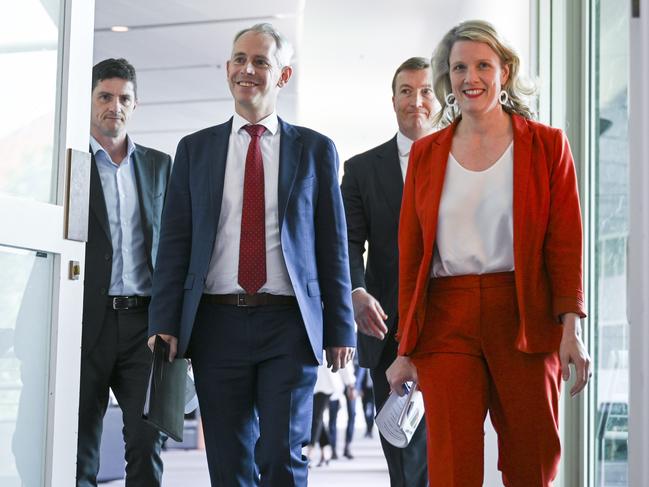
xmin=129 ymin=99 xmax=232 ymax=134
xmin=134 ymin=59 xmax=297 ymax=106
xmin=136 ymin=65 xmax=230 ymax=103
xmin=94 ymin=0 xmax=302 ymax=29
xmin=127 ymin=94 xmax=298 ymax=157
xmin=93 ymin=0 xmax=303 ymax=157
xmin=93 ymin=16 xmax=299 ymax=70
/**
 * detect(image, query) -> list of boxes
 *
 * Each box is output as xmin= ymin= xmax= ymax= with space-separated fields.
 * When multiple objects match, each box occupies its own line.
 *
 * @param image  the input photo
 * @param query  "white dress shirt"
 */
xmin=396 ymin=131 xmax=415 ymax=182
xmin=432 ymin=142 xmax=515 ymax=277
xmin=314 ymin=364 xmax=356 ymax=397
xmin=205 ymin=112 xmax=294 ymax=295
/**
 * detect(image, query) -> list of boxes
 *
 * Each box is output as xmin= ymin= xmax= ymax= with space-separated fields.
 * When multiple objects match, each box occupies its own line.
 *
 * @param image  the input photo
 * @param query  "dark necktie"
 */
xmin=238 ymin=124 xmax=267 ymax=294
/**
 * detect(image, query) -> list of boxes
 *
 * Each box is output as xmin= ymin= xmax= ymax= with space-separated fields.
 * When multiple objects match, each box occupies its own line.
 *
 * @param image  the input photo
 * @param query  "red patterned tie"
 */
xmin=238 ymin=124 xmax=267 ymax=294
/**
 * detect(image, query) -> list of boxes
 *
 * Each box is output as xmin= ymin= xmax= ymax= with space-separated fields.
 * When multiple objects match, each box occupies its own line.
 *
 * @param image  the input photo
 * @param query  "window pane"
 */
xmin=0 ymin=246 xmax=53 ymax=486
xmin=0 ymin=0 xmax=61 ymax=203
xmin=594 ymin=1 xmax=629 ymax=485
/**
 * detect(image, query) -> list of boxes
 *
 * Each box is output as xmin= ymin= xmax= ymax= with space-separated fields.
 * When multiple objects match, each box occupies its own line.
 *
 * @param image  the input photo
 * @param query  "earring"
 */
xmin=445 ymin=92 xmax=457 ymax=109
xmin=499 ymin=89 xmax=509 ymax=106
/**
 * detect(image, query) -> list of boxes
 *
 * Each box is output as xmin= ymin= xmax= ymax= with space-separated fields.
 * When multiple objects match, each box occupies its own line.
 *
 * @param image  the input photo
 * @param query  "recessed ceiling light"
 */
xmin=111 ymin=26 xmax=129 ymax=32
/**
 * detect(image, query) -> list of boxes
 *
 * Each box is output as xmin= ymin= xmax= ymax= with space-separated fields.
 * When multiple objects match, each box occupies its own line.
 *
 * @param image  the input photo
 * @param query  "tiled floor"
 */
xmin=103 ymin=429 xmax=389 ymax=487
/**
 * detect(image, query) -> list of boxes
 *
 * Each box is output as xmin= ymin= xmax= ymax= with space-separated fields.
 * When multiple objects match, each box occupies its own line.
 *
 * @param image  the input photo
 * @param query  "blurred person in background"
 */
xmin=308 ymin=364 xmax=355 ymax=466
xmin=327 ymin=365 xmax=357 ymax=460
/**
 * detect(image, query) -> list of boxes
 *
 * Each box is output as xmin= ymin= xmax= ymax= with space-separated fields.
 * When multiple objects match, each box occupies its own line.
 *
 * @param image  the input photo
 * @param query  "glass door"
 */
xmin=0 ymin=0 xmax=95 ymax=485
xmin=591 ymin=1 xmax=630 ymax=486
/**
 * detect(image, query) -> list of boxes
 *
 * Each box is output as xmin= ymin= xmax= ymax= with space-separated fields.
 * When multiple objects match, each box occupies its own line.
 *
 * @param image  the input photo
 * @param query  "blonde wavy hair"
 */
xmin=431 ymin=19 xmax=536 ymax=126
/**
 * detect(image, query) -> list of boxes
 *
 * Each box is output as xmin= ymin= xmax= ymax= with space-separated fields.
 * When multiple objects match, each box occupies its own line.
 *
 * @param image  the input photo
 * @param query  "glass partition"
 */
xmin=0 ymin=0 xmax=61 ymax=203
xmin=0 ymin=245 xmax=53 ymax=487
xmin=592 ymin=0 xmax=629 ymax=485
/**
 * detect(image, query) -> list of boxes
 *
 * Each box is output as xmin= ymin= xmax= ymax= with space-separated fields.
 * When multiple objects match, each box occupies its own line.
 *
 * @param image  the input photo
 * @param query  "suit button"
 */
xmin=100 ymin=288 xmax=107 ymax=295
xmin=104 ymin=254 xmax=111 ymax=260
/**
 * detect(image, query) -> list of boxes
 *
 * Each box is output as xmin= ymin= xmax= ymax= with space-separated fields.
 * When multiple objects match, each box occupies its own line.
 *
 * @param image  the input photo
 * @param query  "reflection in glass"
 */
xmin=593 ymin=0 xmax=629 ymax=485
xmin=0 ymin=246 xmax=53 ymax=487
xmin=0 ymin=0 xmax=61 ymax=203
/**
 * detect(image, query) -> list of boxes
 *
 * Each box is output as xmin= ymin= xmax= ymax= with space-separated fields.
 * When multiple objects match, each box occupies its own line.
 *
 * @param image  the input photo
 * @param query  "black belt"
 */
xmin=107 ymin=295 xmax=151 ymax=310
xmin=201 ymin=293 xmax=297 ymax=307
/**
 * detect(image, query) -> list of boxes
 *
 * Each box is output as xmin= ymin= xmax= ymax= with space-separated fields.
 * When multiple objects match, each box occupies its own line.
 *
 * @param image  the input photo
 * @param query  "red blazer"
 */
xmin=397 ymin=114 xmax=586 ymax=356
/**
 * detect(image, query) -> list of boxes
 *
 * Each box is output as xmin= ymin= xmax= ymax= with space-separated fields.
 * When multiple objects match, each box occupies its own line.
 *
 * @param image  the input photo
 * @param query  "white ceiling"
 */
xmin=93 ymin=0 xmax=303 ymax=155
xmin=93 ymin=0 xmax=532 ymax=160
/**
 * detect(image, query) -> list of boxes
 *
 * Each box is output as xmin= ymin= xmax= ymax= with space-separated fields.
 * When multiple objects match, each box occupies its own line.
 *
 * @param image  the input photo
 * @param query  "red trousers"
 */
xmin=411 ymin=272 xmax=561 ymax=487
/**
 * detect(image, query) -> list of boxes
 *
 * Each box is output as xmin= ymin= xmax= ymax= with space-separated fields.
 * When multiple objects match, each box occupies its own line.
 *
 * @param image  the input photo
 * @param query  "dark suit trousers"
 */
xmin=344 ymin=388 xmax=357 ymax=445
xmin=372 ymin=333 xmax=429 ymax=487
xmin=77 ymin=306 xmax=163 ymax=487
xmin=190 ymin=302 xmax=318 ymax=487
xmin=310 ymin=392 xmax=331 ymax=447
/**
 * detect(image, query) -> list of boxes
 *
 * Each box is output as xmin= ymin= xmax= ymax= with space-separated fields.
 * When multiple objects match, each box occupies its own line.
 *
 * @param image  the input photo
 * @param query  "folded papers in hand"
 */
xmin=375 ymin=381 xmax=425 ymax=448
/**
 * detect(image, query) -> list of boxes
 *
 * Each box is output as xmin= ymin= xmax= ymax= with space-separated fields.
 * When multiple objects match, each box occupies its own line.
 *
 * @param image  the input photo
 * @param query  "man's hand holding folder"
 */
xmin=147 ymin=333 xmax=178 ymax=360
xmin=142 ymin=335 xmax=188 ymax=442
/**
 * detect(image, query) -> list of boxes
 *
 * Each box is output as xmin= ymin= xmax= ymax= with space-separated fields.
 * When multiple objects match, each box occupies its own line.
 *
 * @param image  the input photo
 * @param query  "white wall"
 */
xmin=297 ymin=0 xmax=531 ymax=164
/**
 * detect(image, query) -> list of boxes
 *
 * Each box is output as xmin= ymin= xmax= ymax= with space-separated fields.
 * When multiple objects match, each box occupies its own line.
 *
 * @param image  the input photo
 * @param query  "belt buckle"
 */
xmin=236 ymin=294 xmax=248 ymax=307
xmin=112 ymin=296 xmax=129 ymax=310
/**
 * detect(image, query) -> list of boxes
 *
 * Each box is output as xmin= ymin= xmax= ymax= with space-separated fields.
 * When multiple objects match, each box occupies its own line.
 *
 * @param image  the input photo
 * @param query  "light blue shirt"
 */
xmin=90 ymin=135 xmax=152 ymax=296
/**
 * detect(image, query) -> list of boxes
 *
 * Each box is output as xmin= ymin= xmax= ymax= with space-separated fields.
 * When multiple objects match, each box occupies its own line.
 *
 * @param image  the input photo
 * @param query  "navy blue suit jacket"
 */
xmin=149 ymin=118 xmax=356 ymax=362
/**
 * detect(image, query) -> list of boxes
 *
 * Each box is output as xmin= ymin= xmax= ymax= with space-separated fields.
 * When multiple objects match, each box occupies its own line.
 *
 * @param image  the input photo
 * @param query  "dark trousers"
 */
xmin=76 ymin=307 xmax=163 ymax=487
xmin=311 ymin=392 xmax=331 ymax=447
xmin=360 ymin=379 xmax=375 ymax=433
xmin=372 ymin=333 xmax=429 ymax=487
xmin=328 ymin=399 xmax=340 ymax=449
xmin=190 ymin=302 xmax=318 ymax=487
xmin=328 ymin=391 xmax=356 ymax=452
xmin=344 ymin=388 xmax=357 ymax=445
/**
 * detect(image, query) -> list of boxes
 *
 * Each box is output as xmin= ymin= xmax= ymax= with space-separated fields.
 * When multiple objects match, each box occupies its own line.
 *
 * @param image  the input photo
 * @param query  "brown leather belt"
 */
xmin=107 ymin=295 xmax=151 ymax=310
xmin=201 ymin=293 xmax=297 ymax=307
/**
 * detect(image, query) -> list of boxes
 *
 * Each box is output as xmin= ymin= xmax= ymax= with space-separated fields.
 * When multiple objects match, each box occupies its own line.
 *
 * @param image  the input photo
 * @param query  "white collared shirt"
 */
xmin=396 ymin=131 xmax=414 ymax=182
xmin=432 ymin=142 xmax=514 ymax=277
xmin=205 ymin=112 xmax=294 ymax=295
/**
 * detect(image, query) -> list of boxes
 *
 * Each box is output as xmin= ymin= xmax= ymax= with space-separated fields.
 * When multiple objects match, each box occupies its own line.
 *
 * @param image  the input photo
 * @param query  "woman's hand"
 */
xmin=559 ymin=313 xmax=592 ymax=396
xmin=386 ymin=355 xmax=418 ymax=396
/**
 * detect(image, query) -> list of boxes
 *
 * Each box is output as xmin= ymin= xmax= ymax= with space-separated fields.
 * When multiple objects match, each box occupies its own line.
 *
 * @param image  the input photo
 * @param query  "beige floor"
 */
xmin=103 ymin=428 xmax=390 ymax=487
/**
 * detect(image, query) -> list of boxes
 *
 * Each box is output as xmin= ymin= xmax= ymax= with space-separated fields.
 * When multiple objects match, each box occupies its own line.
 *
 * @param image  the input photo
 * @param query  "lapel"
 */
xmin=88 ymin=152 xmax=111 ymax=242
xmin=277 ymin=118 xmax=303 ymax=231
xmin=511 ymin=114 xmax=532 ymax=267
xmin=208 ymin=120 xmax=232 ymax=225
xmin=423 ymin=122 xmax=456 ymax=246
xmin=411 ymin=124 xmax=454 ymax=325
xmin=132 ymin=145 xmax=154 ymax=267
xmin=373 ymin=136 xmax=404 ymax=221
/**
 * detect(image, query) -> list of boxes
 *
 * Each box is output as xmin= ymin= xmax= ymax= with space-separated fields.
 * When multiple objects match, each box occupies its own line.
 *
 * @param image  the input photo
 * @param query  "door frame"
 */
xmin=628 ymin=0 xmax=649 ymax=485
xmin=0 ymin=0 xmax=95 ymax=484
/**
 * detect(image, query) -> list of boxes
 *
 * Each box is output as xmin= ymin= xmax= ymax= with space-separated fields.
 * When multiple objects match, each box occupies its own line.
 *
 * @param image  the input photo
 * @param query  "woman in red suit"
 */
xmin=386 ymin=20 xmax=591 ymax=487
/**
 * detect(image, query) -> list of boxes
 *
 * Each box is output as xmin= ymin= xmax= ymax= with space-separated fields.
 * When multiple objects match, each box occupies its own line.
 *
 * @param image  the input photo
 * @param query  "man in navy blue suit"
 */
xmin=148 ymin=23 xmax=356 ymax=487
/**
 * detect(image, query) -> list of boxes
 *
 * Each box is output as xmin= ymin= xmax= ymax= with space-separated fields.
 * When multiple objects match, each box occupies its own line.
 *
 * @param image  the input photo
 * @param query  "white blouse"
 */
xmin=431 ymin=142 xmax=515 ymax=277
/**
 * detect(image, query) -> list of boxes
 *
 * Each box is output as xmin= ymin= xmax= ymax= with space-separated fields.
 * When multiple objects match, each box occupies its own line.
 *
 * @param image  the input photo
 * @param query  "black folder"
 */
xmin=142 ymin=335 xmax=188 ymax=442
